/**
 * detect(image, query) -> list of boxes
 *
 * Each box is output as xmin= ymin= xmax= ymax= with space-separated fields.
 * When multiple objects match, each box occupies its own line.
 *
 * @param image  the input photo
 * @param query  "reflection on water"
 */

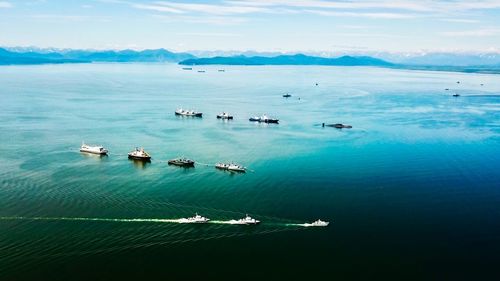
xmin=129 ymin=158 xmax=150 ymax=169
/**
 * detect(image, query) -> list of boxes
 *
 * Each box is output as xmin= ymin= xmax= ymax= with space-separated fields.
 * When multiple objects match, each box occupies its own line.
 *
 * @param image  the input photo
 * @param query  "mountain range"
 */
xmin=1 ymin=47 xmax=500 ymax=74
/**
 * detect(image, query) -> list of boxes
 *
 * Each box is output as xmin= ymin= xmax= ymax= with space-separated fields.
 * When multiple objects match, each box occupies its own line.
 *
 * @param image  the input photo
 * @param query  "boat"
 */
xmin=128 ymin=147 xmax=151 ymax=161
xmin=218 ymin=69 xmax=225 ymax=72
xmin=226 ymin=214 xmax=260 ymax=225
xmin=452 ymin=93 xmax=460 ymax=97
xmin=198 ymin=70 xmax=206 ymax=73
xmin=175 ymin=108 xmax=202 ymax=117
xmin=215 ymin=162 xmax=246 ymax=173
xmin=322 ymin=123 xmax=352 ymax=129
xmin=303 ymin=219 xmax=329 ymax=227
xmin=249 ymin=114 xmax=279 ymax=124
xmin=80 ymin=142 xmax=108 ymax=155
xmin=445 ymin=88 xmax=450 ymax=90
xmin=216 ymin=112 xmax=233 ymax=120
xmin=182 ymin=67 xmax=192 ymax=70
xmin=168 ymin=157 xmax=195 ymax=167
xmin=177 ymin=213 xmax=210 ymax=224
xmin=283 ymin=93 xmax=292 ymax=98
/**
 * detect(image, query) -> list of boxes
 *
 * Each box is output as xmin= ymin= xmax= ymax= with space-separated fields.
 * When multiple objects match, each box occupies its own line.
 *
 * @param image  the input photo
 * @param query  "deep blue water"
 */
xmin=0 ymin=63 xmax=500 ymax=280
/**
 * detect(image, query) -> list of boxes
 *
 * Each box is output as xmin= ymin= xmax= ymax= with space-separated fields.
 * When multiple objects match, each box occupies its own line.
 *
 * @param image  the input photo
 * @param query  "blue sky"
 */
xmin=1 ymin=0 xmax=500 ymax=53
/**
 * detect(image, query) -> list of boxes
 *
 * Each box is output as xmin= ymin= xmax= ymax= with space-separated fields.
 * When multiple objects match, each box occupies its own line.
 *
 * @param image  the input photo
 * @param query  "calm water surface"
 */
xmin=0 ymin=64 xmax=499 ymax=280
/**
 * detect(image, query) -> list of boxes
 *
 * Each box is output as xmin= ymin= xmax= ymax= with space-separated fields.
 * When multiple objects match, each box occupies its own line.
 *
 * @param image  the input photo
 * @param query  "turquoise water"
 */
xmin=1 ymin=63 xmax=500 ymax=280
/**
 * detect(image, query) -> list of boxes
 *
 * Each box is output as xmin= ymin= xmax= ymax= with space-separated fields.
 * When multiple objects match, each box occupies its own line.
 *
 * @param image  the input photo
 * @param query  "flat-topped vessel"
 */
xmin=128 ymin=147 xmax=151 ymax=161
xmin=168 ymin=157 xmax=195 ymax=167
xmin=322 ymin=123 xmax=352 ymax=129
xmin=175 ymin=108 xmax=202 ymax=117
xmin=80 ymin=142 xmax=108 ymax=155
xmin=177 ymin=213 xmax=210 ymax=223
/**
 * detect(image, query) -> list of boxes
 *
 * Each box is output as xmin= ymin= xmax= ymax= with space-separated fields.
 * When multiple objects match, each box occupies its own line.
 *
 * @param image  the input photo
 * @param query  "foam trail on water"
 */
xmin=0 ymin=216 xmax=182 ymax=223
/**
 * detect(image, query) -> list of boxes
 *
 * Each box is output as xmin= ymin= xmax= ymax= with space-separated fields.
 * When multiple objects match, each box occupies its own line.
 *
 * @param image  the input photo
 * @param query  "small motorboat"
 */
xmin=322 ymin=123 xmax=352 ymax=129
xmin=226 ymin=214 xmax=260 ymax=225
xmin=456 ymin=81 xmax=460 ymax=84
xmin=215 ymin=163 xmax=246 ymax=173
xmin=168 ymin=157 xmax=195 ymax=167
xmin=283 ymin=93 xmax=292 ymax=98
xmin=128 ymin=147 xmax=151 ymax=161
xmin=249 ymin=114 xmax=279 ymax=124
xmin=218 ymin=69 xmax=225 ymax=72
xmin=452 ymin=93 xmax=460 ymax=97
xmin=303 ymin=219 xmax=329 ymax=227
xmin=80 ymin=141 xmax=108 ymax=155
xmin=198 ymin=70 xmax=206 ymax=73
xmin=445 ymin=88 xmax=450 ymax=90
xmin=177 ymin=213 xmax=209 ymax=224
xmin=175 ymin=108 xmax=202 ymax=117
xmin=217 ymin=112 xmax=233 ymax=120
xmin=182 ymin=67 xmax=192 ymax=70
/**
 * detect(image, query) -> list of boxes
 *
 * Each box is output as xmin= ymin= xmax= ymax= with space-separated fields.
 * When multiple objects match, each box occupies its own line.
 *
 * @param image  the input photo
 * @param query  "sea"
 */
xmin=0 ymin=63 xmax=499 ymax=280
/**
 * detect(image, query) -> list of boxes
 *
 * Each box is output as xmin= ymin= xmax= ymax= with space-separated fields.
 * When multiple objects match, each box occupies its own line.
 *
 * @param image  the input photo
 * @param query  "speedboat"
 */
xmin=217 ymin=112 xmax=233 ymax=120
xmin=177 ymin=213 xmax=210 ymax=224
xmin=175 ymin=108 xmax=202 ymax=117
xmin=283 ymin=93 xmax=292 ymax=98
xmin=168 ymin=157 xmax=195 ymax=167
xmin=80 ymin=142 xmax=108 ymax=155
xmin=128 ymin=147 xmax=151 ymax=161
xmin=215 ymin=162 xmax=246 ymax=173
xmin=322 ymin=123 xmax=352 ymax=129
xmin=249 ymin=114 xmax=279 ymax=124
xmin=226 ymin=214 xmax=260 ymax=225
xmin=303 ymin=219 xmax=329 ymax=227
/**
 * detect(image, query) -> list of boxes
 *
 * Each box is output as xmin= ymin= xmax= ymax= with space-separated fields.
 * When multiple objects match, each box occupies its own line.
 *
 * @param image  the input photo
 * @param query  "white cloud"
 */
xmin=0 ymin=1 xmax=12 ymax=8
xmin=440 ymin=18 xmax=480 ymax=24
xmin=305 ymin=9 xmax=418 ymax=19
xmin=136 ymin=1 xmax=269 ymax=15
xmin=441 ymin=28 xmax=500 ymax=37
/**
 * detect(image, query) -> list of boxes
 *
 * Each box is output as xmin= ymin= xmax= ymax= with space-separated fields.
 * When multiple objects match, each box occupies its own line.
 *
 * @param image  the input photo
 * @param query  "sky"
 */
xmin=1 ymin=0 xmax=500 ymax=53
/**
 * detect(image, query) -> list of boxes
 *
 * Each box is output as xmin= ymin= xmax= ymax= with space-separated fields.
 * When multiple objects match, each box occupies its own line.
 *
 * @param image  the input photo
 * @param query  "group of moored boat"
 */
xmin=80 ymin=143 xmax=247 ymax=172
xmin=176 ymin=108 xmax=278 ymax=123
xmin=174 ymin=213 xmax=329 ymax=226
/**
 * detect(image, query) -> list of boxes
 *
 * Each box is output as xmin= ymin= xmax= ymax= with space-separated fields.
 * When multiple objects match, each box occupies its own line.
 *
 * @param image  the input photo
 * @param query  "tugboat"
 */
xmin=303 ymin=219 xmax=329 ymax=227
xmin=249 ymin=114 xmax=279 ymax=124
xmin=283 ymin=93 xmax=292 ymax=98
xmin=177 ymin=213 xmax=210 ymax=224
xmin=215 ymin=162 xmax=246 ymax=173
xmin=168 ymin=157 xmax=195 ymax=167
xmin=175 ymin=108 xmax=202 ymax=117
xmin=217 ymin=112 xmax=233 ymax=120
xmin=322 ymin=123 xmax=352 ymax=129
xmin=80 ymin=142 xmax=108 ymax=155
xmin=226 ymin=214 xmax=260 ymax=225
xmin=128 ymin=147 xmax=151 ymax=161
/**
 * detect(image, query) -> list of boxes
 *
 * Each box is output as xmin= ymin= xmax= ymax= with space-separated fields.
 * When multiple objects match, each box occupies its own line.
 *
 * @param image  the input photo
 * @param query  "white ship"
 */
xmin=177 ymin=213 xmax=210 ymax=223
xmin=215 ymin=163 xmax=246 ymax=173
xmin=226 ymin=214 xmax=260 ymax=225
xmin=128 ymin=147 xmax=151 ymax=161
xmin=303 ymin=219 xmax=329 ymax=227
xmin=80 ymin=142 xmax=108 ymax=155
xmin=175 ymin=108 xmax=202 ymax=117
